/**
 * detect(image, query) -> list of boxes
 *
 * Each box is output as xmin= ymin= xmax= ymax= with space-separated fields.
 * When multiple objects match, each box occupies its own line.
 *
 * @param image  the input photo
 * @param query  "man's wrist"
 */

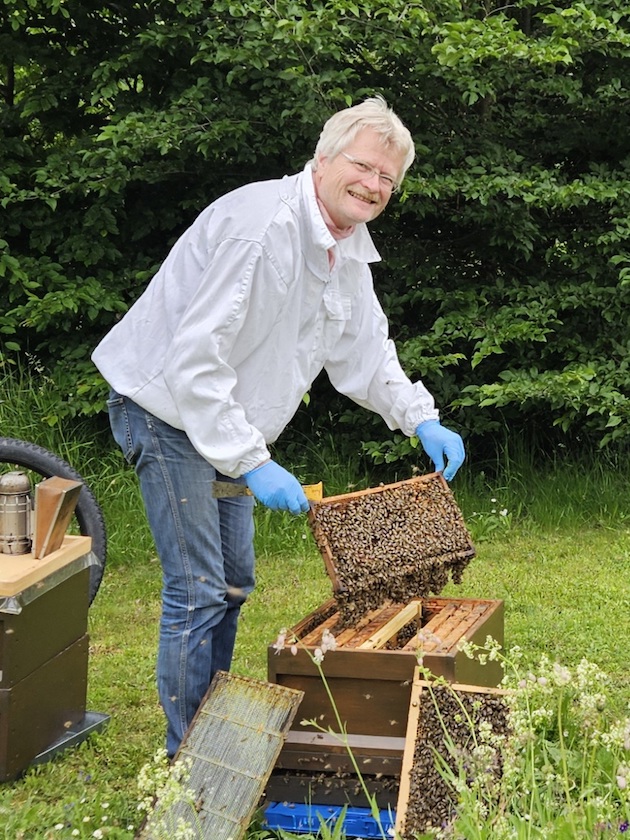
xmin=243 ymin=459 xmax=272 ymax=477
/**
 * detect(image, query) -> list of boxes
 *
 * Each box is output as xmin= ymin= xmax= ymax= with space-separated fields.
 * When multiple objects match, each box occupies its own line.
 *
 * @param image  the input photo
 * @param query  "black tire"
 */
xmin=0 ymin=437 xmax=107 ymax=605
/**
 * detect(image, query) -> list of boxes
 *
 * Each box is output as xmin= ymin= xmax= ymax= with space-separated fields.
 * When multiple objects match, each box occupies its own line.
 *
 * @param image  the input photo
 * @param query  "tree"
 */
xmin=1 ymin=0 xmax=629 ymax=458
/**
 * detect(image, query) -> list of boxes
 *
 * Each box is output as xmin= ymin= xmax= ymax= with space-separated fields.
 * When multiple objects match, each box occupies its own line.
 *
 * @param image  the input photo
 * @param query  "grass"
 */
xmin=0 ymin=370 xmax=629 ymax=837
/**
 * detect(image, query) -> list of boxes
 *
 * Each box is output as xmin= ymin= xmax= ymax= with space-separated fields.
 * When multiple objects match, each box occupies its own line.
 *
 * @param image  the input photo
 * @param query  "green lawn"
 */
xmin=0 ymin=493 xmax=627 ymax=838
xmin=0 ymin=381 xmax=628 ymax=837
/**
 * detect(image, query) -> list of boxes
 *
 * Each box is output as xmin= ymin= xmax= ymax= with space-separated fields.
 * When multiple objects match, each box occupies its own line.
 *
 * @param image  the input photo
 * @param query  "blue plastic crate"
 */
xmin=263 ymin=801 xmax=395 ymax=838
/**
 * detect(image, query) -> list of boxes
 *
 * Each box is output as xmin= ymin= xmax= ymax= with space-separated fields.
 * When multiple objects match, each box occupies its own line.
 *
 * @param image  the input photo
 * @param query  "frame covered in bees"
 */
xmin=395 ymin=672 xmax=510 ymax=838
xmin=308 ymin=473 xmax=476 ymax=626
xmin=265 ymin=474 xmax=504 ymax=809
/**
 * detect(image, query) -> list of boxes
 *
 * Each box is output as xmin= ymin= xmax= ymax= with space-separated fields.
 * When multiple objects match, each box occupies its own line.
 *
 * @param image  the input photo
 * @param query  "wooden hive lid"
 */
xmin=308 ymin=473 xmax=475 ymax=625
xmin=0 ymin=535 xmax=92 ymax=597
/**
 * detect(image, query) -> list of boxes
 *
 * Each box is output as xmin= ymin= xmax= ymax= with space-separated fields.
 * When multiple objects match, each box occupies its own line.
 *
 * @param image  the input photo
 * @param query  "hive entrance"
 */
xmin=308 ymin=474 xmax=475 ymax=625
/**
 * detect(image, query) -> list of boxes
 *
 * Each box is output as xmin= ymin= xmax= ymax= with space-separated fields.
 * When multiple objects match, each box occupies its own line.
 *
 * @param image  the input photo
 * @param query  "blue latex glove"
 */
xmin=244 ymin=460 xmax=309 ymax=515
xmin=416 ymin=420 xmax=465 ymax=481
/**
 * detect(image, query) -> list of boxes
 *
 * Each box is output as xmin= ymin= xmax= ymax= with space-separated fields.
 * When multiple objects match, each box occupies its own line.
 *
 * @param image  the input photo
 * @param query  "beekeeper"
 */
xmin=92 ymin=96 xmax=465 ymax=757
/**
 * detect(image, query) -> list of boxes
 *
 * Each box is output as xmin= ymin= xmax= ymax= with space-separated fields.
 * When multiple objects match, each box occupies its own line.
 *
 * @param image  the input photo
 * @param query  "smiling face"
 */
xmin=313 ymin=128 xmax=406 ymax=230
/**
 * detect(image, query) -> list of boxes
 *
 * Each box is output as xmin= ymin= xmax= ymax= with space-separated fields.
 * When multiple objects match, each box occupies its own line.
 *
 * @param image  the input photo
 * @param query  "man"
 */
xmin=92 ymin=96 xmax=465 ymax=756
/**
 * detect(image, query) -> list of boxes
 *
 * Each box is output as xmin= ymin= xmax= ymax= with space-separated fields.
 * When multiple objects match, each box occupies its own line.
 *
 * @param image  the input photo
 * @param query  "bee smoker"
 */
xmin=0 ymin=471 xmax=32 ymax=554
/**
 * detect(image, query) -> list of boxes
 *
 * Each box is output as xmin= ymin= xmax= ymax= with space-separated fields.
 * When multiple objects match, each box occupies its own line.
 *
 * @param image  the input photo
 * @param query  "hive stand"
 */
xmin=0 ymin=535 xmax=108 ymax=781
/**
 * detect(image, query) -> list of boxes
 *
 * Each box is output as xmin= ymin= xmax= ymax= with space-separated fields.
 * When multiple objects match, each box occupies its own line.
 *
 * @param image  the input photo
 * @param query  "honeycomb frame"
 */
xmin=308 ymin=473 xmax=475 ymax=625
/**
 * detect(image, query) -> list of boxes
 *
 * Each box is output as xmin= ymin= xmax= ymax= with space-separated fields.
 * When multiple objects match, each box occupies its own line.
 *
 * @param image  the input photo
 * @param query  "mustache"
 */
xmin=348 ymin=188 xmax=378 ymax=203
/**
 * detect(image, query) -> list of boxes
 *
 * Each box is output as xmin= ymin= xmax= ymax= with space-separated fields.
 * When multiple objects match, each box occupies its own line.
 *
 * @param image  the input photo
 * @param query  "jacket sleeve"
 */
xmin=324 ymin=267 xmax=439 ymax=436
xmin=162 ymin=239 xmax=274 ymax=477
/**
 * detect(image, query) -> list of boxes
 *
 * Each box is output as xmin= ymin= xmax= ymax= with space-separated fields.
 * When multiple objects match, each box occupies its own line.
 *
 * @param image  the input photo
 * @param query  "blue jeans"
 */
xmin=107 ymin=392 xmax=255 ymax=756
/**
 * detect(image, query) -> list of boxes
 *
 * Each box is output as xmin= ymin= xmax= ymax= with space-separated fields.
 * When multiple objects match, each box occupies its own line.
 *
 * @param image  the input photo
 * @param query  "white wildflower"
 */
xmin=321 ymin=628 xmax=337 ymax=652
xmin=272 ymin=628 xmax=287 ymax=653
xmin=552 ymin=663 xmax=572 ymax=686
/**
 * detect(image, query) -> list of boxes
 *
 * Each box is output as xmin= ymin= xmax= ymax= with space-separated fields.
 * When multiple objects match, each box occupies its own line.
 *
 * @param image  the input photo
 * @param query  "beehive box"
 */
xmin=308 ymin=473 xmax=476 ymax=625
xmin=0 ymin=536 xmax=92 ymax=780
xmin=0 ymin=635 xmax=89 ymax=782
xmin=266 ymin=475 xmax=503 ymax=808
xmin=0 ymin=536 xmax=91 ymax=690
xmin=268 ymin=596 xmax=503 ymax=738
xmin=266 ymin=596 xmax=504 ymax=807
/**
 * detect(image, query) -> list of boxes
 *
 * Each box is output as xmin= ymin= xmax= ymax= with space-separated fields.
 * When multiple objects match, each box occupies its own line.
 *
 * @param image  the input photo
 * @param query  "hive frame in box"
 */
xmin=266 ymin=596 xmax=504 ymax=808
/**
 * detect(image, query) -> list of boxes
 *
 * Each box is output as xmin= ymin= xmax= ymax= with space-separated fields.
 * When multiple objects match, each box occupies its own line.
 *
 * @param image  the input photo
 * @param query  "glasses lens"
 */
xmin=343 ymin=154 xmax=398 ymax=192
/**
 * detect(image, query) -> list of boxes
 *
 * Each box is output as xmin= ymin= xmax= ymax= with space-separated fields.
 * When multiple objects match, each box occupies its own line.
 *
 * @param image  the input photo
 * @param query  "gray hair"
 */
xmin=311 ymin=96 xmax=415 ymax=181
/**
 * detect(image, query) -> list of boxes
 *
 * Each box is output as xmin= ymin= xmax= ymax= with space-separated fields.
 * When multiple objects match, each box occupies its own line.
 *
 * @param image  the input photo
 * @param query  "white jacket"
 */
xmin=92 ymin=164 xmax=439 ymax=477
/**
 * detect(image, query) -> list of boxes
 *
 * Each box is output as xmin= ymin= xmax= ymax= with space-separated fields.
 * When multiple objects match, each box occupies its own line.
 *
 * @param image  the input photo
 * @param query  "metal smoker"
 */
xmin=0 ymin=470 xmax=32 ymax=555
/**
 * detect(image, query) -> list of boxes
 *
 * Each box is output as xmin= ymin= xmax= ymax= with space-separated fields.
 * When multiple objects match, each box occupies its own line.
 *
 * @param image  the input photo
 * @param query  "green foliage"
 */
xmin=2 ymin=0 xmax=630 ymax=460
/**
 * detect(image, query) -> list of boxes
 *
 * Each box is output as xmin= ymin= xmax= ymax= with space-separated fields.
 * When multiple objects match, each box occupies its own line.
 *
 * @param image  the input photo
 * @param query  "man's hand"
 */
xmin=244 ymin=460 xmax=309 ymax=514
xmin=416 ymin=420 xmax=465 ymax=481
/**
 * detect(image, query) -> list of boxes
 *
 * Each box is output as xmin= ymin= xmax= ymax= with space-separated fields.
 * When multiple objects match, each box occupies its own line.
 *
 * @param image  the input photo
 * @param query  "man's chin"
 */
xmin=349 ymin=197 xmax=381 ymax=221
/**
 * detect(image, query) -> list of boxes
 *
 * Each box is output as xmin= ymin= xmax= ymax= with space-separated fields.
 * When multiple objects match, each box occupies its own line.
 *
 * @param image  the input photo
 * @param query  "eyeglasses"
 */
xmin=340 ymin=152 xmax=400 ymax=193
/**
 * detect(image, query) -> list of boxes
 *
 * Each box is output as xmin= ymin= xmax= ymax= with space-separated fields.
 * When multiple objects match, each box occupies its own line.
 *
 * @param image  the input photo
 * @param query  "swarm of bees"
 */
xmin=267 ymin=767 xmax=400 ymax=809
xmin=400 ymin=684 xmax=510 ymax=838
xmin=309 ymin=474 xmax=475 ymax=626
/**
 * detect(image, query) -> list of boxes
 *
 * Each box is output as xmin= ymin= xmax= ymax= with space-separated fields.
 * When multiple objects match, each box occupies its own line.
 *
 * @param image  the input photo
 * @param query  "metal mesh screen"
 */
xmin=138 ymin=672 xmax=303 ymax=840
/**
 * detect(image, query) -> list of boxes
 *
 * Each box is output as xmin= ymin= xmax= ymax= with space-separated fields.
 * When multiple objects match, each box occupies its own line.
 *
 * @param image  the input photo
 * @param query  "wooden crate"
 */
xmin=266 ymin=596 xmax=503 ymax=805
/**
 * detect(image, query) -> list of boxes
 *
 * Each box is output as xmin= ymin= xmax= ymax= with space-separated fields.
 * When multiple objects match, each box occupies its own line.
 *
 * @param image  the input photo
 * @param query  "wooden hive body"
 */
xmin=266 ymin=595 xmax=504 ymax=807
